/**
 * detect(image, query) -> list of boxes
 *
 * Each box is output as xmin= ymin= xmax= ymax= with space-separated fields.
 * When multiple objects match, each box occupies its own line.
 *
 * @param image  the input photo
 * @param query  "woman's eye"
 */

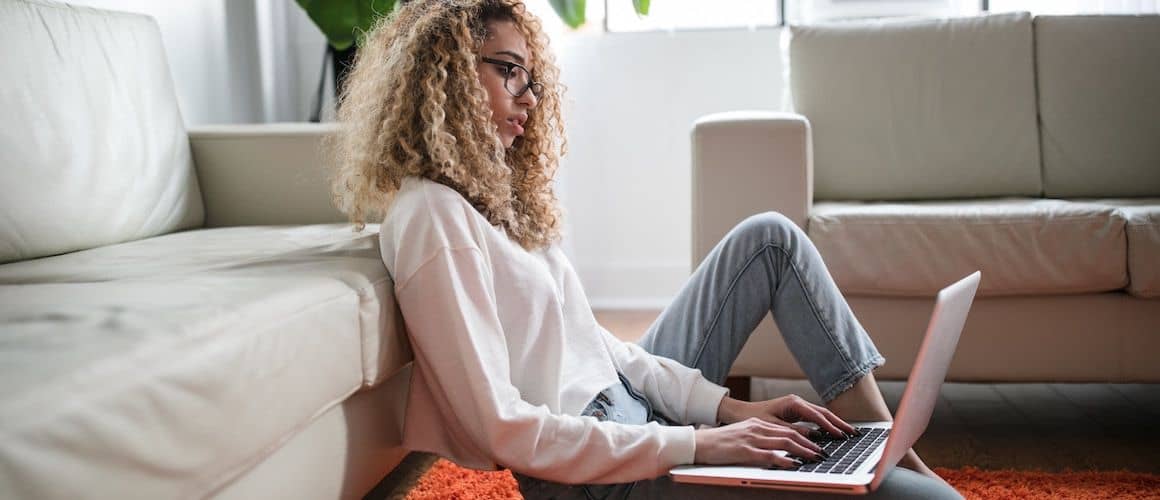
xmin=496 ymin=65 xmax=512 ymax=77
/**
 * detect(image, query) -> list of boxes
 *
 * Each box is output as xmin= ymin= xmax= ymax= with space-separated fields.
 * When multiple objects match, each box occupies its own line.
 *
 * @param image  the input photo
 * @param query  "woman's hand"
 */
xmin=716 ymin=394 xmax=858 ymax=439
xmin=693 ymin=418 xmax=828 ymax=468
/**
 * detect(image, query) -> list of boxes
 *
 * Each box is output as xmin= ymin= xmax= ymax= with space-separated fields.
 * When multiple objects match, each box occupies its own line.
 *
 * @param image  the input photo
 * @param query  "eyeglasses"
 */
xmin=481 ymin=57 xmax=544 ymax=98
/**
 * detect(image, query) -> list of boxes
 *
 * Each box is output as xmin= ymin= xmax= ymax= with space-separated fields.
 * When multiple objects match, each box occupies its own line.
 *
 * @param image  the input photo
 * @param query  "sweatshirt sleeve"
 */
xmin=395 ymin=246 xmax=698 ymax=484
xmin=598 ymin=328 xmax=729 ymax=427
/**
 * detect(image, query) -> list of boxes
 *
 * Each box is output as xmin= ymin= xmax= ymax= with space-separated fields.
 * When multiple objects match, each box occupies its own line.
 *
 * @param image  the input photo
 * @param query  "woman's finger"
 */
xmin=749 ymin=421 xmax=824 ymax=456
xmin=750 ymin=434 xmax=824 ymax=462
xmin=782 ymin=426 xmax=825 ymax=454
xmin=747 ymin=446 xmax=806 ymax=470
xmin=812 ymin=403 xmax=858 ymax=435
xmin=760 ymin=415 xmax=813 ymax=439
xmin=797 ymin=404 xmax=848 ymax=438
xmin=756 ymin=420 xmax=825 ymax=454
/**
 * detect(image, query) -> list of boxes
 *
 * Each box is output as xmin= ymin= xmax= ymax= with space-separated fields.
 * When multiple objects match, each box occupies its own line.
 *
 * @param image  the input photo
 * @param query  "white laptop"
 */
xmin=670 ymin=271 xmax=981 ymax=495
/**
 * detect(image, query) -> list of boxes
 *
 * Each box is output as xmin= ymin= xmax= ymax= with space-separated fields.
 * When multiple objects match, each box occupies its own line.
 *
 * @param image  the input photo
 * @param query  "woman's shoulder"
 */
xmin=391 ymin=176 xmax=471 ymax=216
xmin=381 ymin=176 xmax=493 ymax=254
xmin=387 ymin=177 xmax=483 ymax=229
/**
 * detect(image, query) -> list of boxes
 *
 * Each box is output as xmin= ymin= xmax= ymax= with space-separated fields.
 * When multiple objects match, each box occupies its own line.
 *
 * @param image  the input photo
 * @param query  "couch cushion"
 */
xmin=808 ymin=199 xmax=1127 ymax=297
xmin=788 ymin=12 xmax=1042 ymax=201
xmin=1093 ymin=200 xmax=1160 ymax=298
xmin=0 ymin=0 xmax=204 ymax=265
xmin=1036 ymin=16 xmax=1160 ymax=198
xmin=0 ymin=225 xmax=408 ymax=498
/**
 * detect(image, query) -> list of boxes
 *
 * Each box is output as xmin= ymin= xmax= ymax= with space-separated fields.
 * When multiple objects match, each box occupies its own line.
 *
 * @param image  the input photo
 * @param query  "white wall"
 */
xmin=64 ymin=0 xmax=267 ymax=125
xmin=552 ymin=29 xmax=786 ymax=308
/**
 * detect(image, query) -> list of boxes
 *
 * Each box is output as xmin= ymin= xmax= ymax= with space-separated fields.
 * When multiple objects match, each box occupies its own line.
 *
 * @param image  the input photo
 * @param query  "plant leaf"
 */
xmin=295 ymin=0 xmax=357 ymax=50
xmin=355 ymin=0 xmax=398 ymax=46
xmin=633 ymin=0 xmax=650 ymax=16
xmin=296 ymin=0 xmax=398 ymax=50
xmin=548 ymin=0 xmax=586 ymax=29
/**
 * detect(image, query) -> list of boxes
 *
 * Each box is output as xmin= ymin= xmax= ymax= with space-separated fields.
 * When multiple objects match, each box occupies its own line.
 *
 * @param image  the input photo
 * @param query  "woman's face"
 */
xmin=477 ymin=20 xmax=539 ymax=149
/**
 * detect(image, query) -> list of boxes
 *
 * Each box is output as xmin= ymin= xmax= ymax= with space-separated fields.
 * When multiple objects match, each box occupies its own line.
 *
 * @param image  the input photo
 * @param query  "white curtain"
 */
xmin=256 ymin=0 xmax=302 ymax=123
xmin=255 ymin=0 xmax=338 ymax=123
xmin=60 ymin=0 xmax=326 ymax=125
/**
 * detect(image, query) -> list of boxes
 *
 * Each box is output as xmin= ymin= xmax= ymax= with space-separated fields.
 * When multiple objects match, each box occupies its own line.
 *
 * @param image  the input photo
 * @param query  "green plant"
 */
xmin=550 ymin=0 xmax=650 ymax=28
xmin=295 ymin=0 xmax=651 ymax=50
xmin=295 ymin=0 xmax=399 ymax=51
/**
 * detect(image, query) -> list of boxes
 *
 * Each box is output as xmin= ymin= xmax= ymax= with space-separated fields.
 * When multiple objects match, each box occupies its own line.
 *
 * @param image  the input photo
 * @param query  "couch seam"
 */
xmin=809 ymin=216 xmax=1124 ymax=226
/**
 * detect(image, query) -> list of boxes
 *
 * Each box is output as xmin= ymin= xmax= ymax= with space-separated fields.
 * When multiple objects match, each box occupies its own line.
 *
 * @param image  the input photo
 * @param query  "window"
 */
xmin=605 ymin=0 xmax=782 ymax=32
xmin=787 ymin=0 xmax=980 ymax=24
xmin=987 ymin=0 xmax=1160 ymax=15
xmin=602 ymin=0 xmax=980 ymax=32
xmin=594 ymin=0 xmax=1158 ymax=33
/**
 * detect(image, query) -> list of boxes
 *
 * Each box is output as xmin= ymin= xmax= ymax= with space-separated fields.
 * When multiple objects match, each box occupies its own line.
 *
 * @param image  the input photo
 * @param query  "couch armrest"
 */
xmin=188 ymin=123 xmax=348 ymax=227
xmin=691 ymin=111 xmax=813 ymax=268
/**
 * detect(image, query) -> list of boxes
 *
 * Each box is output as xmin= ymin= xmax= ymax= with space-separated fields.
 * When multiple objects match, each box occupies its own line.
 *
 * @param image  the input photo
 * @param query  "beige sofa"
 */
xmin=0 ymin=1 xmax=411 ymax=498
xmin=692 ymin=12 xmax=1160 ymax=386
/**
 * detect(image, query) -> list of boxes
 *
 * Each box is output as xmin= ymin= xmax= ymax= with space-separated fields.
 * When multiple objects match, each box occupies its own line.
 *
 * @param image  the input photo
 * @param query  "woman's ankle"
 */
xmin=899 ymin=449 xmax=940 ymax=478
xmin=825 ymin=372 xmax=893 ymax=422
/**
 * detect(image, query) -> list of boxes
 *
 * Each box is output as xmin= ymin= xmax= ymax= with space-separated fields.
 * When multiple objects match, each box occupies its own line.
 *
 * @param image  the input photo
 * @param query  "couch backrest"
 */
xmin=788 ymin=12 xmax=1043 ymax=201
xmin=0 ymin=0 xmax=204 ymax=264
xmin=1035 ymin=15 xmax=1160 ymax=198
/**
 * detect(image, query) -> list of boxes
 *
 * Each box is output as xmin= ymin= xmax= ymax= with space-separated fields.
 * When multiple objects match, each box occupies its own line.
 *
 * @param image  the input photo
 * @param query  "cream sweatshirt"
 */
xmin=377 ymin=177 xmax=729 ymax=484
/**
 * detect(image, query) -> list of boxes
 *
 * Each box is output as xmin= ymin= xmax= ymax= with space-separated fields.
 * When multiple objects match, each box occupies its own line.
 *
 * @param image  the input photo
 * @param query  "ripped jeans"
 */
xmin=513 ymin=212 xmax=961 ymax=500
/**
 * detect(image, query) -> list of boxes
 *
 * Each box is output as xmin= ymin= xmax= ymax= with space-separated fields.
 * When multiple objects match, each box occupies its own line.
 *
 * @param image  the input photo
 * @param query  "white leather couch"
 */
xmin=0 ymin=1 xmax=412 ymax=498
xmin=692 ymin=12 xmax=1160 ymax=385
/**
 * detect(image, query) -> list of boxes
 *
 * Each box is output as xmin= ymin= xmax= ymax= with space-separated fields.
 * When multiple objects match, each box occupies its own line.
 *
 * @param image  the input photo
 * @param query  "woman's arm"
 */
xmin=596 ymin=328 xmax=728 ymax=426
xmin=396 ymin=247 xmax=696 ymax=484
xmin=597 ymin=333 xmax=829 ymax=467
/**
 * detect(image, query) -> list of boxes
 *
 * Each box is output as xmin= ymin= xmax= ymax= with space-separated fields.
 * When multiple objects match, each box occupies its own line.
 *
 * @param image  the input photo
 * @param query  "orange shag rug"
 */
xmin=405 ymin=459 xmax=1160 ymax=499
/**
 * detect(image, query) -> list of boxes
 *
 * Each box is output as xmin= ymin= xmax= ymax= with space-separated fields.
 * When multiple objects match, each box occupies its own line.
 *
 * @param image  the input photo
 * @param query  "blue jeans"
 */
xmin=514 ymin=213 xmax=962 ymax=499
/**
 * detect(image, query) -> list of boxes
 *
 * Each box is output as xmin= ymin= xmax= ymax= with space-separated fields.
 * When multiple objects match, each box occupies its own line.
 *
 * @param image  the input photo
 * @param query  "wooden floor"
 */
xmin=595 ymin=310 xmax=1160 ymax=473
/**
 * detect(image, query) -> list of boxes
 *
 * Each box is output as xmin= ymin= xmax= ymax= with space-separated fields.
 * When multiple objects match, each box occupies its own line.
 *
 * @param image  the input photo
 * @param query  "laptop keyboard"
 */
xmin=791 ymin=427 xmax=889 ymax=475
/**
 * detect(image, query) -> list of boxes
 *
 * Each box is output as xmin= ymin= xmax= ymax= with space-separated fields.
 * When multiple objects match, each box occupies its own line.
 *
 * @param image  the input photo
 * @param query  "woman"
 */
xmin=329 ymin=1 xmax=961 ymax=498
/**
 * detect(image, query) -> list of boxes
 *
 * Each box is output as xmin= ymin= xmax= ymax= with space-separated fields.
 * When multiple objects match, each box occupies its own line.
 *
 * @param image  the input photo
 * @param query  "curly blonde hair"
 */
xmin=329 ymin=0 xmax=565 ymax=250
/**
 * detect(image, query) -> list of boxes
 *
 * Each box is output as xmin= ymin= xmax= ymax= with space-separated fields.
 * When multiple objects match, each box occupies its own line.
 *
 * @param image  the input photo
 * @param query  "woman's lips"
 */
xmin=507 ymin=118 xmax=524 ymax=136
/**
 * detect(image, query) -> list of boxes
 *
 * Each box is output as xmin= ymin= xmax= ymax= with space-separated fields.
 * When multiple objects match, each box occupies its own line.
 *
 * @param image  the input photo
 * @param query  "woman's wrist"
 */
xmin=715 ymin=396 xmax=751 ymax=424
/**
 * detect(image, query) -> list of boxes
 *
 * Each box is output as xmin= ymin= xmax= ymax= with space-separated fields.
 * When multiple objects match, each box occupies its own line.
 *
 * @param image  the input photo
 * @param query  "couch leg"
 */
xmin=725 ymin=376 xmax=752 ymax=402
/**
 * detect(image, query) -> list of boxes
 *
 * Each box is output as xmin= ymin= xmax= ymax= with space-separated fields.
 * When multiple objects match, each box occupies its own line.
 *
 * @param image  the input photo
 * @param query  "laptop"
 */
xmin=670 ymin=271 xmax=981 ymax=495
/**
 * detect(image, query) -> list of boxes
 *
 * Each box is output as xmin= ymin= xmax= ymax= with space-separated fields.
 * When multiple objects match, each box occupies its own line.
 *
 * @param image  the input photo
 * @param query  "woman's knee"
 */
xmin=871 ymin=468 xmax=963 ymax=500
xmin=732 ymin=211 xmax=801 ymax=245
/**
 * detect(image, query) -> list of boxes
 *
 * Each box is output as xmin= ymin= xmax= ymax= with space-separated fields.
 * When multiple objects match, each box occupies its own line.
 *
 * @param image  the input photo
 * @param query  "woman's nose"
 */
xmin=518 ymin=89 xmax=538 ymax=109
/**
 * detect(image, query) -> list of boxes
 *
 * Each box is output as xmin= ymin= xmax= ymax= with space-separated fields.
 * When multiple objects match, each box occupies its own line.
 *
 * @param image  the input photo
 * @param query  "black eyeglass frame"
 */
xmin=480 ymin=57 xmax=544 ymax=98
